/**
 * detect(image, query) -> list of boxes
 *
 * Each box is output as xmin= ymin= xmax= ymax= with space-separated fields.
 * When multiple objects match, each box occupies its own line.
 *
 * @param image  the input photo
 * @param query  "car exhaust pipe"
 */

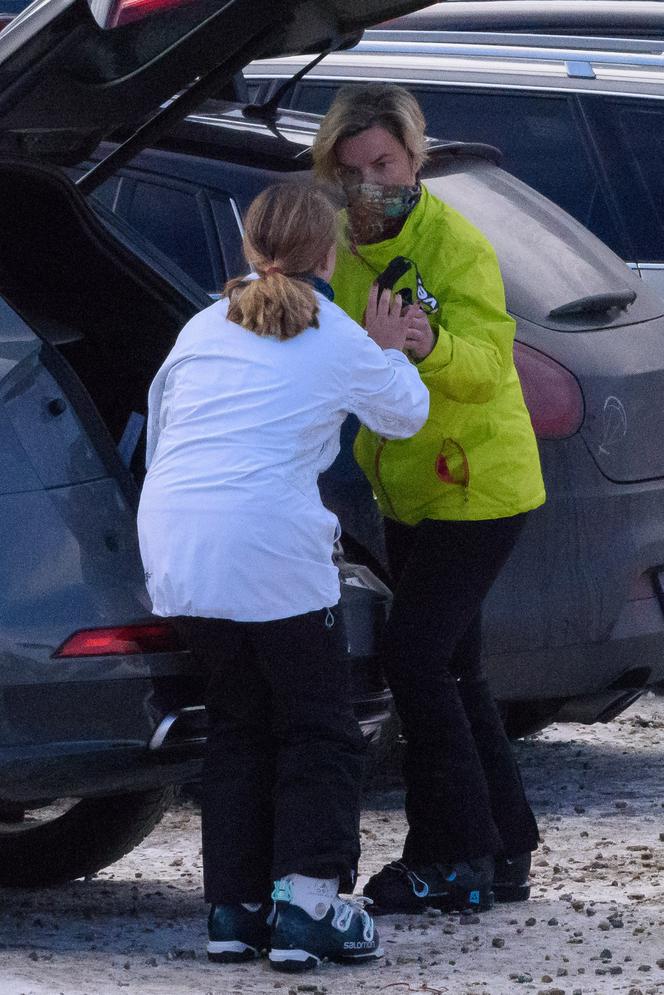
xmin=149 ymin=706 xmax=207 ymax=757
xmin=555 ymin=669 xmax=650 ymax=725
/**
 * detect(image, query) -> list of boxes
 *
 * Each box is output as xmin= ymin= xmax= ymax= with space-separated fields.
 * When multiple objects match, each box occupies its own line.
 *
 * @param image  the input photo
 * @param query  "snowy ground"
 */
xmin=1 ymin=695 xmax=663 ymax=995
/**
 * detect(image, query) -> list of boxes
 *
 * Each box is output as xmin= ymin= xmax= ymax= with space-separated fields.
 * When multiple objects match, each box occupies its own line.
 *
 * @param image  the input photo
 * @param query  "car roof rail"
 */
xmin=378 ymin=0 xmax=664 ymax=39
xmin=364 ymin=29 xmax=664 ymax=56
xmin=357 ymin=32 xmax=664 ymax=81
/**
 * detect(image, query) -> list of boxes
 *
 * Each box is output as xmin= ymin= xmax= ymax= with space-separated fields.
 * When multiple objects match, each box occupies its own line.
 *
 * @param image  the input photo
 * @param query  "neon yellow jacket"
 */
xmin=331 ymin=184 xmax=546 ymax=524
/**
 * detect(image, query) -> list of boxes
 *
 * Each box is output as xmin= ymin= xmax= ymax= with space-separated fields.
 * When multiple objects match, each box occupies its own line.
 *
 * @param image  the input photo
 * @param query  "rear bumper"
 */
xmin=148 ymin=689 xmax=393 ymax=758
xmin=487 ymin=593 xmax=664 ymax=701
xmin=482 ymin=433 xmax=664 ymax=705
xmin=0 ymin=682 xmax=393 ymax=805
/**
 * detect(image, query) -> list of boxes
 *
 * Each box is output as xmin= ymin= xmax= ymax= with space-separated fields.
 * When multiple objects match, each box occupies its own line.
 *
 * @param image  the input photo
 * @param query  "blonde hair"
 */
xmin=312 ymin=83 xmax=429 ymax=183
xmin=224 ymin=183 xmax=337 ymax=340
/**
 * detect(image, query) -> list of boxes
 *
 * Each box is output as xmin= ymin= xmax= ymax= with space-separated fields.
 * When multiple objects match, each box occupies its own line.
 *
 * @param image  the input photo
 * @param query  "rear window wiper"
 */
xmin=549 ymin=289 xmax=637 ymax=319
xmin=243 ymin=32 xmax=362 ymax=122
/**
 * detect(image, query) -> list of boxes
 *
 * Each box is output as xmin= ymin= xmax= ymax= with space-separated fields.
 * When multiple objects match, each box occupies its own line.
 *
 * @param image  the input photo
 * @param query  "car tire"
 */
xmin=499 ymin=700 xmax=563 ymax=739
xmin=0 ymin=787 xmax=174 ymax=887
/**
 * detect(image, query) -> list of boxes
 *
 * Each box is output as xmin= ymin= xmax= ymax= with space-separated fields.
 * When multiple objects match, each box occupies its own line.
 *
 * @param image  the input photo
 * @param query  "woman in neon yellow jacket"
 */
xmin=313 ymin=83 xmax=546 ymax=916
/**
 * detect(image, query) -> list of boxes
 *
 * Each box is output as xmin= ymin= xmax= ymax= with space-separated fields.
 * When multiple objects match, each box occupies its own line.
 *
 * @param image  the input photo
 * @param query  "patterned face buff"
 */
xmin=345 ymin=182 xmax=421 ymax=244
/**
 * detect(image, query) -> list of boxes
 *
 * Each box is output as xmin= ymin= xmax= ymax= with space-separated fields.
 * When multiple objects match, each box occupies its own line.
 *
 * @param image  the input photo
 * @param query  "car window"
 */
xmin=613 ymin=107 xmax=664 ymax=255
xmin=88 ymin=175 xmax=122 ymax=212
xmin=210 ymin=196 xmax=246 ymax=285
xmin=245 ymin=81 xmax=262 ymax=103
xmin=581 ymin=97 xmax=664 ymax=262
xmin=120 ymin=181 xmax=217 ymax=293
xmin=290 ymin=82 xmax=339 ymax=115
xmin=411 ymin=87 xmax=626 ymax=256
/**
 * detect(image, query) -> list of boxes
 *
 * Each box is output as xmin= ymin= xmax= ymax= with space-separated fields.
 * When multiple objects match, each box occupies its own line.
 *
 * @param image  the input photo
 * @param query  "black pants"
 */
xmin=382 ymin=515 xmax=539 ymax=865
xmin=177 ymin=608 xmax=366 ymax=904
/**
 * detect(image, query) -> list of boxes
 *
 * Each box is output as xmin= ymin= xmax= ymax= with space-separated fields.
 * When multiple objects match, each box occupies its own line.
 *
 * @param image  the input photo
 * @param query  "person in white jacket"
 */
xmin=137 ymin=182 xmax=428 ymax=973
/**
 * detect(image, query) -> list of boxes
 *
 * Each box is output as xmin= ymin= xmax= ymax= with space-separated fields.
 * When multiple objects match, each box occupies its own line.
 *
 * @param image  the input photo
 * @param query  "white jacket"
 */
xmin=137 ymin=293 xmax=428 ymax=621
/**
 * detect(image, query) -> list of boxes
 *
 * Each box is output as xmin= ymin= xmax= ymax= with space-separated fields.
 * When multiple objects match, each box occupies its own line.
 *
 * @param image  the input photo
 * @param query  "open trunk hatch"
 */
xmin=0 ymin=0 xmax=431 ymax=166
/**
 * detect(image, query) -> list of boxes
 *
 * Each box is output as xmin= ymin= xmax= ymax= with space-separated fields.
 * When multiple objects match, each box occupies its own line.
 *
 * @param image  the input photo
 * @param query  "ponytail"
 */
xmin=222 ymin=183 xmax=338 ymax=340
xmin=225 ymin=271 xmax=320 ymax=340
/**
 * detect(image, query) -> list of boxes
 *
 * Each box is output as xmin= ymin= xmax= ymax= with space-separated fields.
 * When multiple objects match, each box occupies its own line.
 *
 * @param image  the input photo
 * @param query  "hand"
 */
xmin=364 ymin=283 xmax=409 ymax=352
xmin=403 ymin=305 xmax=435 ymax=360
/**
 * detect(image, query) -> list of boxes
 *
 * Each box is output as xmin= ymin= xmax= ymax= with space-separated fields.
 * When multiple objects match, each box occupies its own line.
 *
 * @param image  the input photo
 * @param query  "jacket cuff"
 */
xmin=415 ymin=326 xmax=452 ymax=372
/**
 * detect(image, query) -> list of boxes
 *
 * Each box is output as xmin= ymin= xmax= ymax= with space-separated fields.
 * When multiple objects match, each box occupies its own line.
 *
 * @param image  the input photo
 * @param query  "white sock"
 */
xmin=284 ymin=873 xmax=339 ymax=920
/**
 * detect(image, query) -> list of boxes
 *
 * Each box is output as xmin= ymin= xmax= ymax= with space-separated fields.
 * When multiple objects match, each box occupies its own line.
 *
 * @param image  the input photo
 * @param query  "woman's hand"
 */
xmin=364 ymin=284 xmax=409 ymax=351
xmin=404 ymin=305 xmax=436 ymax=360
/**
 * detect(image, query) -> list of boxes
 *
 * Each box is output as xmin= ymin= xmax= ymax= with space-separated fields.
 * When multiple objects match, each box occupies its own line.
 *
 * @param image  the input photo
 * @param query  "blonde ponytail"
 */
xmin=224 ymin=183 xmax=338 ymax=340
xmin=226 ymin=271 xmax=321 ymax=340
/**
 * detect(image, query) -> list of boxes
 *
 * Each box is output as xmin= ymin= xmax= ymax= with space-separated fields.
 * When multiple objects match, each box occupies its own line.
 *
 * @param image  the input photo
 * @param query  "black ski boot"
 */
xmin=363 ymin=856 xmax=495 ymax=915
xmin=207 ymin=901 xmax=272 ymax=962
xmin=493 ymin=852 xmax=531 ymax=902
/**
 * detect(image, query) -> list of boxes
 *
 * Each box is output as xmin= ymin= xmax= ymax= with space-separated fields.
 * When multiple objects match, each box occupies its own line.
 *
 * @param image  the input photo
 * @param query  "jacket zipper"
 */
xmin=462 ymin=453 xmax=471 ymax=503
xmin=374 ymin=436 xmax=400 ymax=520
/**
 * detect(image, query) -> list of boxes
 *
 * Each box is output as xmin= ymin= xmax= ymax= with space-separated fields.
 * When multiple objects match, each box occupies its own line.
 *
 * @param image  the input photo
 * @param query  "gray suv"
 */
xmin=246 ymin=0 xmax=664 ymax=299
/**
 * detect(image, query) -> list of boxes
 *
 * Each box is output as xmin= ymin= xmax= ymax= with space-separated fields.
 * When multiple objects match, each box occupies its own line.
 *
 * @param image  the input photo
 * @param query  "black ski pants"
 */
xmin=177 ymin=608 xmax=365 ymax=904
xmin=381 ymin=514 xmax=539 ymax=865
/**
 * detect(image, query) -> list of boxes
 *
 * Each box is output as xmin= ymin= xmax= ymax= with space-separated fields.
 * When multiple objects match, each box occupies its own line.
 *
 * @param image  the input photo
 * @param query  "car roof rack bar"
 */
xmin=363 ymin=29 xmax=664 ymax=57
xmin=354 ymin=37 xmax=664 ymax=80
xmin=355 ymin=38 xmax=664 ymax=72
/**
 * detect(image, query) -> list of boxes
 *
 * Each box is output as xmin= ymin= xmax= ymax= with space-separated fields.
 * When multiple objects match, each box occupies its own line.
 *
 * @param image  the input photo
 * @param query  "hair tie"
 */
xmin=264 ymin=266 xmax=283 ymax=276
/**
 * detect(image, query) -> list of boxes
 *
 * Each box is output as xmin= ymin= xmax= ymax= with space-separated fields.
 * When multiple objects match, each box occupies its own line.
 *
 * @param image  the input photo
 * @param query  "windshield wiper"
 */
xmin=243 ymin=50 xmax=331 ymax=120
xmin=243 ymin=31 xmax=361 ymax=122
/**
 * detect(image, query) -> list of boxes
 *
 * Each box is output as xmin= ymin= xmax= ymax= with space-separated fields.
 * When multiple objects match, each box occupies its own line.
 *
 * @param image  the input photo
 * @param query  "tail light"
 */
xmin=88 ymin=0 xmax=197 ymax=29
xmin=513 ymin=341 xmax=584 ymax=439
xmin=53 ymin=622 xmax=182 ymax=658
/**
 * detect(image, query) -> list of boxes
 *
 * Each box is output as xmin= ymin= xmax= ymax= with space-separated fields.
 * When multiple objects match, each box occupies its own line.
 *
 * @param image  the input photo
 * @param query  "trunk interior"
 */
xmin=0 ymin=156 xmax=384 ymax=559
xmin=0 ymin=158 xmax=199 ymax=484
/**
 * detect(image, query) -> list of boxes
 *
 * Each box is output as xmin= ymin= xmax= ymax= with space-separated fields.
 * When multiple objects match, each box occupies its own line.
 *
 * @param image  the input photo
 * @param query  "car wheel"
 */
xmin=0 ymin=787 xmax=174 ymax=887
xmin=499 ymin=700 xmax=563 ymax=739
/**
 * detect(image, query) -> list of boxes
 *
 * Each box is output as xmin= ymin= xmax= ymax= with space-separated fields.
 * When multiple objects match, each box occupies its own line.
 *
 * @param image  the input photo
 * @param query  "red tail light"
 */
xmin=53 ymin=622 xmax=182 ymax=658
xmin=514 ymin=341 xmax=584 ymax=439
xmin=89 ymin=0 xmax=197 ymax=29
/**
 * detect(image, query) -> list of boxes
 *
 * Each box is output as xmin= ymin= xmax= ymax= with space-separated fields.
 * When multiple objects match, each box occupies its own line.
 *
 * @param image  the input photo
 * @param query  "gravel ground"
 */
xmin=1 ymin=694 xmax=663 ymax=995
